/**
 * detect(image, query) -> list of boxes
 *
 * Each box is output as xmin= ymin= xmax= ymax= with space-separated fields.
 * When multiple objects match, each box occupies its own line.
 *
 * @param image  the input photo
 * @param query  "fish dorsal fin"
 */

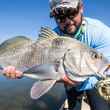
xmin=38 ymin=27 xmax=58 ymax=41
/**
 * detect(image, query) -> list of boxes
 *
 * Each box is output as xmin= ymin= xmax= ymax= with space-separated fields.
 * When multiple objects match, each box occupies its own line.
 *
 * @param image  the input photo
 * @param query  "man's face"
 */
xmin=53 ymin=5 xmax=83 ymax=34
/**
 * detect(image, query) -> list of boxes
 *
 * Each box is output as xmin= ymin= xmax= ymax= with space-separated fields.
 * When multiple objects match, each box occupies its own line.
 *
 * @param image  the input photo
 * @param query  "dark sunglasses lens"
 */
xmin=55 ymin=15 xmax=66 ymax=23
xmin=67 ymin=8 xmax=79 ymax=18
xmin=53 ymin=8 xmax=79 ymax=23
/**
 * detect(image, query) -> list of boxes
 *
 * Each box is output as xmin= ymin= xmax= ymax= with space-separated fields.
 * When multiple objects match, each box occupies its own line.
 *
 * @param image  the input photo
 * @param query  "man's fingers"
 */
xmin=3 ymin=66 xmax=16 ymax=74
xmin=9 ymin=73 xmax=16 ymax=79
xmin=3 ymin=66 xmax=23 ymax=79
xmin=16 ymin=70 xmax=23 ymax=78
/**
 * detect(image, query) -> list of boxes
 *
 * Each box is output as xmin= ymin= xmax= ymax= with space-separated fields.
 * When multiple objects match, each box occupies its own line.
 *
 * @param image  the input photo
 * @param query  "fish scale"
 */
xmin=15 ymin=32 xmax=73 ymax=67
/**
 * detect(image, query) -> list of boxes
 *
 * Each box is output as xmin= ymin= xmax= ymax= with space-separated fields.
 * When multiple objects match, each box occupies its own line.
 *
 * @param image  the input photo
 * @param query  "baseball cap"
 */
xmin=49 ymin=0 xmax=81 ymax=10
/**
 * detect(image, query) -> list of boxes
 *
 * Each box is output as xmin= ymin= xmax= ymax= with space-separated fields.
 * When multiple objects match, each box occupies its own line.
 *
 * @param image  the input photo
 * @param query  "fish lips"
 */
xmin=100 ymin=64 xmax=110 ymax=77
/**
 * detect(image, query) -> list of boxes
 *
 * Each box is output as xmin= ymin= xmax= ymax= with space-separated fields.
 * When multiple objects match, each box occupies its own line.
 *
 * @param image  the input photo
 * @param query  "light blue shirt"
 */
xmin=53 ymin=17 xmax=110 ymax=91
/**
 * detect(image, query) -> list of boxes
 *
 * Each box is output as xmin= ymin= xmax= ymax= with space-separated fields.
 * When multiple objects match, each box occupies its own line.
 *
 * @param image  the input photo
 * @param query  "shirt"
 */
xmin=53 ymin=17 xmax=110 ymax=91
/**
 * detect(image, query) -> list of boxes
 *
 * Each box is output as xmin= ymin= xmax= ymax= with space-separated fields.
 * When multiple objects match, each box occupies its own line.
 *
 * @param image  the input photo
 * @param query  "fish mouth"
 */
xmin=103 ymin=65 xmax=110 ymax=76
xmin=99 ymin=64 xmax=110 ymax=78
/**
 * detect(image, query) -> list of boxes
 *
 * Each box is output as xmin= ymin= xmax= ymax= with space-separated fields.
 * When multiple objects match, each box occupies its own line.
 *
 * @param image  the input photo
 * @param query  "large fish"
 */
xmin=0 ymin=27 xmax=110 ymax=101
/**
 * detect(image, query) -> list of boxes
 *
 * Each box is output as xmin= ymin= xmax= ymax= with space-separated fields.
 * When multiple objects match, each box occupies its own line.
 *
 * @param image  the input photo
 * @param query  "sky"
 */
xmin=0 ymin=0 xmax=110 ymax=43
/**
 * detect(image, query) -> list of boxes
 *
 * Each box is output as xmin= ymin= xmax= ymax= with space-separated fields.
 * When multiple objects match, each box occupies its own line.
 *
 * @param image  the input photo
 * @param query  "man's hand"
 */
xmin=3 ymin=66 xmax=23 ymax=79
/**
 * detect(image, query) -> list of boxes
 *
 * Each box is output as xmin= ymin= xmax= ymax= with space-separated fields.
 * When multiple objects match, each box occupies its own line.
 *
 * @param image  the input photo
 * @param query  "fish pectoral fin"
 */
xmin=23 ymin=64 xmax=59 ymax=80
xmin=30 ymin=80 xmax=56 ymax=100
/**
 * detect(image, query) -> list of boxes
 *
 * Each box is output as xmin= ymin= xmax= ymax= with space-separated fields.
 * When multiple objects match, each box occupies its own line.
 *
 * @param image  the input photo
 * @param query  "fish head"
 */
xmin=84 ymin=48 xmax=110 ymax=78
xmin=63 ymin=48 xmax=110 ymax=82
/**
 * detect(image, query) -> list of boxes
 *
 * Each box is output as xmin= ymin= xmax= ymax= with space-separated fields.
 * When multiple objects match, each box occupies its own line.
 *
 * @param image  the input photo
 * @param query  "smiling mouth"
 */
xmin=67 ymin=23 xmax=76 ymax=28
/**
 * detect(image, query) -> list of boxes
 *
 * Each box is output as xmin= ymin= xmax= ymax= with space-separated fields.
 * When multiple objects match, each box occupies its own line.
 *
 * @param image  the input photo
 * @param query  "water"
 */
xmin=0 ymin=76 xmax=66 ymax=110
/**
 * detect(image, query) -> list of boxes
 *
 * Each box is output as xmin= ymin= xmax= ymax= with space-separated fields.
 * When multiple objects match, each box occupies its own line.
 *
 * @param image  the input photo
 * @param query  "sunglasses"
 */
xmin=50 ymin=7 xmax=80 ymax=23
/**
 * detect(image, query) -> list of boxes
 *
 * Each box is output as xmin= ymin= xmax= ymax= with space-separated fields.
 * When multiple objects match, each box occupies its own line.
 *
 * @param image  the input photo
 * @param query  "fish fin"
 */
xmin=30 ymin=80 xmax=56 ymax=99
xmin=23 ymin=64 xmax=60 ymax=80
xmin=38 ymin=27 xmax=58 ymax=41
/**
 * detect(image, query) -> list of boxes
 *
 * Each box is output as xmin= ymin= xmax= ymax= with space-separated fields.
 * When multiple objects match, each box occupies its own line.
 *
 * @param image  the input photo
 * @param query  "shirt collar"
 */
xmin=74 ymin=19 xmax=86 ymax=40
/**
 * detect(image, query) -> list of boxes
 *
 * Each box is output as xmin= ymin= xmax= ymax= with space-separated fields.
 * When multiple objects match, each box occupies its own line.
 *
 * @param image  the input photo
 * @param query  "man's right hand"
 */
xmin=3 ymin=66 xmax=23 ymax=79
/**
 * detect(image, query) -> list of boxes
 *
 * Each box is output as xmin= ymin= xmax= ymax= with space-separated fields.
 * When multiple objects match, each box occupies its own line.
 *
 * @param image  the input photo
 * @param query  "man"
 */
xmin=49 ymin=0 xmax=110 ymax=110
xmin=3 ymin=0 xmax=110 ymax=110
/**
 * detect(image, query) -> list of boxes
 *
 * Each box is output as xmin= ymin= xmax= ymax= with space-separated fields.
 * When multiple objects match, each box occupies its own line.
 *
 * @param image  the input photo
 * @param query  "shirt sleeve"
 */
xmin=88 ymin=20 xmax=110 ymax=60
xmin=76 ymin=76 xmax=99 ymax=91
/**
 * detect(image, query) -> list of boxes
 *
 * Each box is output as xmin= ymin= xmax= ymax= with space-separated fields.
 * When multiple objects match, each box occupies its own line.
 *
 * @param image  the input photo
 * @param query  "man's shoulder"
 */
xmin=84 ymin=17 xmax=110 ymax=37
xmin=85 ymin=17 xmax=101 ymax=23
xmin=84 ymin=17 xmax=110 ymax=49
xmin=84 ymin=17 xmax=106 ymax=28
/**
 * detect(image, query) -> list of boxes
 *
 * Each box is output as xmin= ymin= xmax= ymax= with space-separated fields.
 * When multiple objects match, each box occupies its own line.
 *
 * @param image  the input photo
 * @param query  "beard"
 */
xmin=63 ymin=15 xmax=83 ymax=37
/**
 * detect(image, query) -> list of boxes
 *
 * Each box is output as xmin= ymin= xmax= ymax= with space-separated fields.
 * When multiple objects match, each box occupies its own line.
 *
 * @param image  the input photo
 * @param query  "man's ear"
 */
xmin=79 ymin=3 xmax=83 ymax=14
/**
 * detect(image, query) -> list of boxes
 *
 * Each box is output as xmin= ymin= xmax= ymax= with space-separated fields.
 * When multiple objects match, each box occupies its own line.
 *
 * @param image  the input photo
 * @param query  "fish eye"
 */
xmin=90 ymin=50 xmax=99 ymax=59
